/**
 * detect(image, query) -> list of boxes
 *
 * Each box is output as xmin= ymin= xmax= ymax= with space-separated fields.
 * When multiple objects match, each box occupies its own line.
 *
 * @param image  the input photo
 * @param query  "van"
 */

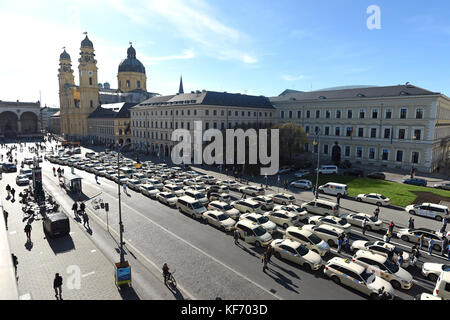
xmin=405 ymin=203 xmax=449 ymax=222
xmin=176 ymin=196 xmax=207 ymax=219
xmin=433 ymin=270 xmax=450 ymax=300
xmin=318 ymin=183 xmax=348 ymax=197
xmin=235 ymin=219 xmax=273 ymax=247
xmin=316 ymin=165 xmax=338 ymax=174
xmin=301 ymin=199 xmax=340 ymax=216
xmin=42 ymin=212 xmax=70 ymax=238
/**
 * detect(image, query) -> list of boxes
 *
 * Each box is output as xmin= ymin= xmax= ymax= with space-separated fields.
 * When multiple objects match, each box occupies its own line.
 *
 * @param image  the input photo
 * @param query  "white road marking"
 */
xmin=9 ymin=231 xmax=16 ymax=235
xmin=81 ymin=271 xmax=96 ymax=278
xmin=69 ymin=232 xmax=75 ymax=235
xmin=91 ymin=249 xmax=96 ymax=253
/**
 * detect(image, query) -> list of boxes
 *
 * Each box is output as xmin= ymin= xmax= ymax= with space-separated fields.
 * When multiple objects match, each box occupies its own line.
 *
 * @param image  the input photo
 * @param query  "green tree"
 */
xmin=275 ymin=122 xmax=308 ymax=164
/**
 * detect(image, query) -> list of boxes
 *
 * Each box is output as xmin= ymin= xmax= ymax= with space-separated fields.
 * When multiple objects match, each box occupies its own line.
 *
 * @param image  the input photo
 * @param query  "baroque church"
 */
xmin=58 ymin=34 xmax=158 ymax=141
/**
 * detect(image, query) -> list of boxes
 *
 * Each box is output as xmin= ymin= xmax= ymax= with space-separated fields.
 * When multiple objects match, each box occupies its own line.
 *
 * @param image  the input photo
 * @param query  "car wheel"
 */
xmin=331 ymin=275 xmax=340 ymax=285
xmin=409 ymin=210 xmax=416 ymax=215
xmin=433 ymin=244 xmax=441 ymax=252
xmin=435 ymin=215 xmax=442 ymax=222
xmin=400 ymin=235 xmax=409 ymax=242
xmin=274 ymin=251 xmax=281 ymax=259
xmin=303 ymin=263 xmax=311 ymax=272
xmin=220 ymin=226 xmax=226 ymax=232
xmin=428 ymin=273 xmax=438 ymax=282
xmin=327 ymin=239 xmax=335 ymax=247
xmin=255 ymin=241 xmax=261 ymax=248
xmin=391 ymin=280 xmax=401 ymax=290
xmin=282 ymin=223 xmax=289 ymax=229
xmin=366 ymin=225 xmax=372 ymax=231
xmin=357 ymin=198 xmax=362 ymax=202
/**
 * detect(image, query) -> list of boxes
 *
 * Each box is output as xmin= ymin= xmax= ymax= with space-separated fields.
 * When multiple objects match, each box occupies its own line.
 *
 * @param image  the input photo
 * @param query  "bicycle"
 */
xmin=165 ymin=270 xmax=177 ymax=288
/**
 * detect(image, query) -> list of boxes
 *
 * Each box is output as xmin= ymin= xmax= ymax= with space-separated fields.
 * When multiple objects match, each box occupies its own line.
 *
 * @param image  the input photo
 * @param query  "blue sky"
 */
xmin=1 ymin=0 xmax=449 ymax=107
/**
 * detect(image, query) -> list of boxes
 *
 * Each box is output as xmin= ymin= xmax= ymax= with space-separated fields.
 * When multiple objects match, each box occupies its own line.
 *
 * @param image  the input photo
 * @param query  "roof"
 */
xmin=81 ymin=35 xmax=93 ymax=48
xmin=135 ymin=90 xmax=274 ymax=109
xmin=88 ymin=102 xmax=138 ymax=119
xmin=271 ymin=84 xmax=441 ymax=102
xmin=328 ymin=257 xmax=366 ymax=273
xmin=118 ymin=45 xmax=145 ymax=74
xmin=60 ymin=49 xmax=71 ymax=60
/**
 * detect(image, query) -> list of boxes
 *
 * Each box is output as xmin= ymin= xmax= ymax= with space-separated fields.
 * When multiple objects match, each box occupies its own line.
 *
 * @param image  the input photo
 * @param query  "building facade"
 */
xmin=40 ymin=106 xmax=60 ymax=131
xmin=0 ymin=100 xmax=42 ymax=139
xmin=49 ymin=111 xmax=61 ymax=134
xmin=130 ymin=90 xmax=275 ymax=156
xmin=270 ymin=84 xmax=450 ymax=173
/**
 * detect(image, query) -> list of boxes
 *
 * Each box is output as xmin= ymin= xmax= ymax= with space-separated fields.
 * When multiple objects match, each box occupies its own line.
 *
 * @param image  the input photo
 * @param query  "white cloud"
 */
xmin=142 ymin=49 xmax=196 ymax=64
xmin=281 ymin=74 xmax=305 ymax=81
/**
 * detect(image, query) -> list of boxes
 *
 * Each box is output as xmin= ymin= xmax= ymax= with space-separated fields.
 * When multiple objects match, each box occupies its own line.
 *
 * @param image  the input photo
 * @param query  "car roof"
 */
xmin=237 ymin=219 xmax=260 ymax=229
xmin=310 ymin=199 xmax=338 ymax=206
xmin=315 ymin=224 xmax=344 ymax=233
xmin=441 ymin=271 xmax=450 ymax=283
xmin=210 ymin=201 xmax=227 ymax=206
xmin=421 ymin=203 xmax=449 ymax=209
xmin=243 ymin=213 xmax=262 ymax=219
xmin=327 ymin=257 xmax=366 ymax=274
xmin=286 ymin=226 xmax=312 ymax=236
xmin=354 ymin=250 xmax=387 ymax=263
xmin=278 ymin=239 xmax=301 ymax=249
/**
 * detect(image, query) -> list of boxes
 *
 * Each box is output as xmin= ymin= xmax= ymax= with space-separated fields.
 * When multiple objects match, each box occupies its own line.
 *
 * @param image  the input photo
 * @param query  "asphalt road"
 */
xmin=28 ymin=140 xmax=448 ymax=300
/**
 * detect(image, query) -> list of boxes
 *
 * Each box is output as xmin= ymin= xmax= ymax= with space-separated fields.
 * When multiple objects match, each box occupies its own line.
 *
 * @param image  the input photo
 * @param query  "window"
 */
xmin=384 ymin=128 xmax=391 ymax=139
xmin=221 ymin=110 xmax=224 ymax=116
xmin=370 ymin=128 xmax=377 ymax=138
xmin=297 ymin=111 xmax=301 ymax=118
xmin=325 ymin=127 xmax=330 ymax=136
xmin=205 ymin=123 xmax=209 ymax=130
xmin=324 ymin=144 xmax=328 ymax=154
xmin=242 ymin=111 xmax=245 ymax=116
xmin=400 ymin=108 xmax=407 ymax=119
xmin=137 ymin=80 xmax=141 ymax=88
xmin=194 ymin=110 xmax=197 ymax=116
xmin=398 ymin=129 xmax=406 ymax=139
xmin=187 ymin=122 xmax=190 ymax=130
xmin=336 ymin=110 xmax=341 ymax=119
xmin=316 ymin=110 xmax=320 ymax=118
xmin=356 ymin=147 xmax=363 ymax=158
xmin=345 ymin=146 xmax=350 ymax=157
xmin=385 ymin=109 xmax=392 ymax=119
xmin=358 ymin=128 xmax=364 ymax=137
xmin=205 ymin=110 xmax=209 ymax=116
xmin=306 ymin=110 xmax=310 ymax=118
xmin=221 ymin=122 xmax=225 ymax=130
xmin=335 ymin=127 xmax=340 ymax=136
xmin=126 ymin=80 xmax=130 ymax=88
xmin=396 ymin=150 xmax=403 ymax=162
xmin=359 ymin=109 xmax=365 ymax=119
xmin=415 ymin=108 xmax=423 ymax=119
xmin=90 ymin=100 xmax=93 ymax=108
xmin=213 ymin=122 xmax=217 ymax=129
xmin=369 ymin=148 xmax=375 ymax=159
xmin=412 ymin=152 xmax=419 ymax=164
xmin=188 ymin=110 xmax=191 ymax=116
xmin=346 ymin=127 xmax=353 ymax=137
xmin=89 ymin=77 xmax=92 ymax=85
xmin=413 ymin=129 xmax=421 ymax=140
xmin=372 ymin=109 xmax=378 ymax=119
xmin=289 ymin=111 xmax=293 ymax=118
xmin=235 ymin=111 xmax=238 ymax=116
xmin=281 ymin=111 xmax=285 ymax=118
xmin=347 ymin=110 xmax=353 ymax=119
xmin=326 ymin=110 xmax=330 ymax=119
xmin=214 ymin=110 xmax=217 ymax=116
xmin=305 ymin=126 xmax=310 ymax=133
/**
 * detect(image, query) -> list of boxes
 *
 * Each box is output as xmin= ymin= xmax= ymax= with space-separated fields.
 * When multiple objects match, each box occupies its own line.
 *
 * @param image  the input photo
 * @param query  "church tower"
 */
xmin=77 ymin=34 xmax=99 ymax=137
xmin=117 ymin=44 xmax=147 ymax=92
xmin=58 ymin=49 xmax=75 ymax=137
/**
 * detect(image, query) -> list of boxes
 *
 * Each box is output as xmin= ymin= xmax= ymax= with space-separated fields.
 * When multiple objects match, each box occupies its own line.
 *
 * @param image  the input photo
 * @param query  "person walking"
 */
xmin=442 ymin=236 xmax=448 ymax=256
xmin=336 ymin=193 xmax=341 ymax=206
xmin=11 ymin=188 xmax=15 ymax=201
xmin=53 ymin=273 xmax=63 ymax=300
xmin=388 ymin=221 xmax=395 ymax=234
xmin=72 ymin=202 xmax=78 ymax=218
xmin=262 ymin=253 xmax=268 ymax=272
xmin=24 ymin=223 xmax=32 ymax=242
xmin=343 ymin=234 xmax=350 ymax=253
xmin=397 ymin=253 xmax=404 ymax=267
xmin=82 ymin=212 xmax=90 ymax=229
xmin=361 ymin=219 xmax=367 ymax=235
xmin=233 ymin=229 xmax=239 ymax=245
xmin=11 ymin=254 xmax=18 ymax=277
xmin=408 ymin=217 xmax=414 ymax=229
xmin=428 ymin=238 xmax=434 ymax=255
xmin=3 ymin=210 xmax=8 ymax=230
xmin=337 ymin=235 xmax=343 ymax=253
xmin=80 ymin=202 xmax=85 ymax=213
xmin=6 ymin=184 xmax=11 ymax=197
xmin=52 ymin=167 xmax=56 ymax=176
xmin=383 ymin=231 xmax=391 ymax=243
xmin=373 ymin=207 xmax=380 ymax=220
xmin=266 ymin=245 xmax=273 ymax=263
xmin=443 ymin=217 xmax=448 ymax=232
xmin=419 ymin=234 xmax=425 ymax=250
xmin=123 ymin=183 xmax=127 ymax=194
xmin=95 ymin=174 xmax=98 ymax=183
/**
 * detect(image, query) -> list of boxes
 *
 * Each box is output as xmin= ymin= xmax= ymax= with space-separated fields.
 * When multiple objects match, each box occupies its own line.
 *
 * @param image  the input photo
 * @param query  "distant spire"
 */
xmin=178 ymin=75 xmax=184 ymax=94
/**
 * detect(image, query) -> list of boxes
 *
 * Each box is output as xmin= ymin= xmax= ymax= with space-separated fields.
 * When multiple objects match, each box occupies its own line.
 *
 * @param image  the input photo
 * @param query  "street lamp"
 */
xmin=313 ymin=129 xmax=321 ymax=200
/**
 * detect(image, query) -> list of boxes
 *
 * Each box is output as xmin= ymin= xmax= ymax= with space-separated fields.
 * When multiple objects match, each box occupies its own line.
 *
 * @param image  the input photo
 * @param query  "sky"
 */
xmin=1 ymin=0 xmax=450 ymax=108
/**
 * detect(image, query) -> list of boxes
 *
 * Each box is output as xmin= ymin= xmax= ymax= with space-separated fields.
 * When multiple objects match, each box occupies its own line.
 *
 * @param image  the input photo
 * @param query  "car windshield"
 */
xmin=360 ymin=270 xmax=375 ymax=283
xmin=308 ymin=234 xmax=322 ymax=245
xmin=338 ymin=218 xmax=348 ymax=225
xmin=217 ymin=214 xmax=229 ymax=221
xmin=192 ymin=202 xmax=203 ymax=209
xmin=253 ymin=226 xmax=267 ymax=237
xmin=165 ymin=194 xmax=175 ymax=199
xmin=173 ymin=186 xmax=181 ymax=191
xmin=379 ymin=195 xmax=387 ymax=199
xmin=393 ymin=247 xmax=403 ymax=256
xmin=257 ymin=216 xmax=270 ymax=224
xmin=295 ymin=245 xmax=309 ymax=256
xmin=384 ymin=259 xmax=399 ymax=273
xmin=369 ymin=216 xmax=378 ymax=222
xmin=364 ymin=241 xmax=375 ymax=247
xmin=223 ymin=205 xmax=233 ymax=211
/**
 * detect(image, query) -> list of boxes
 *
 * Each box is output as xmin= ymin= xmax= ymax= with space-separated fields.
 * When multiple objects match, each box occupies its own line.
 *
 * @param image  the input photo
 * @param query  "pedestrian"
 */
xmin=443 ymin=216 xmax=448 ymax=231
xmin=95 ymin=174 xmax=98 ymax=183
xmin=311 ymin=186 xmax=315 ymax=196
xmin=11 ymin=254 xmax=18 ymax=276
xmin=6 ymin=184 xmax=11 ymax=197
xmin=442 ymin=236 xmax=448 ymax=256
xmin=337 ymin=235 xmax=343 ymax=253
xmin=262 ymin=253 xmax=268 ymax=272
xmin=61 ymin=168 xmax=64 ymax=175
xmin=82 ymin=212 xmax=90 ymax=229
xmin=336 ymin=193 xmax=341 ymax=206
xmin=80 ymin=202 xmax=85 ymax=213
xmin=397 ymin=252 xmax=404 ymax=267
xmin=3 ymin=210 xmax=8 ymax=230
xmin=24 ymin=223 xmax=32 ymax=242
xmin=343 ymin=234 xmax=350 ymax=253
xmin=388 ymin=221 xmax=395 ymax=234
xmin=419 ymin=234 xmax=425 ymax=250
xmin=72 ymin=201 xmax=78 ymax=218
xmin=53 ymin=167 xmax=56 ymax=176
xmin=123 ymin=183 xmax=127 ymax=194
xmin=57 ymin=167 xmax=61 ymax=177
xmin=408 ymin=217 xmax=413 ymax=229
xmin=383 ymin=231 xmax=390 ymax=243
xmin=411 ymin=219 xmax=414 ymax=230
xmin=233 ymin=229 xmax=239 ymax=245
xmin=11 ymin=188 xmax=15 ymax=201
xmin=53 ymin=273 xmax=63 ymax=300
xmin=266 ymin=245 xmax=273 ymax=263
xmin=361 ymin=219 xmax=367 ymax=235
xmin=374 ymin=206 xmax=380 ymax=220
xmin=428 ymin=238 xmax=434 ymax=255
xmin=387 ymin=249 xmax=394 ymax=261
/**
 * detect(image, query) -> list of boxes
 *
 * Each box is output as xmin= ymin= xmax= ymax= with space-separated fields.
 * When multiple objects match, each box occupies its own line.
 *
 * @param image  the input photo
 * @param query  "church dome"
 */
xmin=60 ymin=49 xmax=71 ymax=60
xmin=81 ymin=35 xmax=93 ymax=48
xmin=118 ymin=44 xmax=146 ymax=74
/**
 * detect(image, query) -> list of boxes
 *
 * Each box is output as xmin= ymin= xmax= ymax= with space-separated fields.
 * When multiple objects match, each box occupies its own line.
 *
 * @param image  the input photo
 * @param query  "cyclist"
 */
xmin=162 ymin=263 xmax=170 ymax=284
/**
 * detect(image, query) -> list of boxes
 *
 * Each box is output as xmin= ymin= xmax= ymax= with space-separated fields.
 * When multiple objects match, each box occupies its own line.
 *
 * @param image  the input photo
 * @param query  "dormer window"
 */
xmin=400 ymin=91 xmax=409 ymax=95
xmin=357 ymin=93 xmax=365 ymax=97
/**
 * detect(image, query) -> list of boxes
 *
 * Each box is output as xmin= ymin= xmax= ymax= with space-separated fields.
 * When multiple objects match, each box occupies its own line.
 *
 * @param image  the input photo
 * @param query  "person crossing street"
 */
xmin=53 ymin=273 xmax=63 ymax=300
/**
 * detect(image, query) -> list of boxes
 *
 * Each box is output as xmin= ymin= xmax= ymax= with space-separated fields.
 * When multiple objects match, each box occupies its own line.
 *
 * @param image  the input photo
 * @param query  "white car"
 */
xmin=264 ymin=210 xmax=301 ymax=229
xmin=200 ymin=175 xmax=217 ymax=184
xmin=139 ymin=184 xmax=160 ymax=198
xmin=350 ymin=240 xmax=410 ymax=268
xmin=271 ymin=239 xmax=322 ymax=271
xmin=270 ymin=193 xmax=296 ymax=205
xmin=290 ymin=179 xmax=313 ymax=189
xmin=396 ymin=228 xmax=444 ymax=252
xmin=315 ymin=165 xmax=338 ymax=174
xmin=202 ymin=210 xmax=236 ymax=232
xmin=147 ymin=178 xmax=164 ymax=190
xmin=340 ymin=212 xmax=383 ymax=231
xmin=157 ymin=192 xmax=178 ymax=206
xmin=220 ymin=180 xmax=240 ymax=190
xmin=307 ymin=215 xmax=352 ymax=231
xmin=239 ymin=186 xmax=265 ymax=196
xmin=324 ymin=257 xmax=394 ymax=299
xmin=405 ymin=203 xmax=449 ymax=222
xmin=356 ymin=193 xmax=391 ymax=206
xmin=232 ymin=199 xmax=264 ymax=214
xmin=239 ymin=213 xmax=277 ymax=234
xmin=422 ymin=263 xmax=450 ymax=282
xmin=184 ymin=179 xmax=199 ymax=186
xmin=352 ymin=250 xmax=413 ymax=290
xmin=183 ymin=185 xmax=207 ymax=193
xmin=16 ymin=174 xmax=29 ymax=185
xmin=126 ymin=179 xmax=142 ymax=191
xmin=274 ymin=204 xmax=308 ymax=221
xmin=251 ymin=195 xmax=275 ymax=210
xmin=294 ymin=170 xmax=310 ymax=178
xmin=163 ymin=184 xmax=185 ymax=197
xmin=284 ymin=226 xmax=330 ymax=257
xmin=208 ymin=201 xmax=241 ymax=219
xmin=302 ymin=224 xmax=345 ymax=247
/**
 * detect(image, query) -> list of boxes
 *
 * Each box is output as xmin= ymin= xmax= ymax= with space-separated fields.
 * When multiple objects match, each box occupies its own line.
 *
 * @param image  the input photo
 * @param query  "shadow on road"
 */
xmin=264 ymin=267 xmax=299 ymax=294
xmin=118 ymin=286 xmax=141 ymax=300
xmin=45 ymin=234 xmax=76 ymax=254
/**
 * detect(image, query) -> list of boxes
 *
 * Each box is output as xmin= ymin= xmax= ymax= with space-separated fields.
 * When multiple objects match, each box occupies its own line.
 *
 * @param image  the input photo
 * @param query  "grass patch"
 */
xmin=301 ymin=174 xmax=450 ymax=208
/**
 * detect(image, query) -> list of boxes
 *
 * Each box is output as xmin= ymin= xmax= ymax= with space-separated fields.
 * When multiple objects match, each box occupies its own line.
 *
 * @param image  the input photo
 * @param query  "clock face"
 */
xmin=88 ymin=70 xmax=93 ymax=76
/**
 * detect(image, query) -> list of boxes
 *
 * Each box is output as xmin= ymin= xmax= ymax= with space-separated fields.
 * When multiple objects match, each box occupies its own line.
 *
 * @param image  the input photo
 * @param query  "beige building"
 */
xmin=270 ymin=84 xmax=450 ymax=173
xmin=130 ymin=90 xmax=275 ymax=156
xmin=49 ymin=111 xmax=61 ymax=134
xmin=0 ymin=100 xmax=42 ymax=139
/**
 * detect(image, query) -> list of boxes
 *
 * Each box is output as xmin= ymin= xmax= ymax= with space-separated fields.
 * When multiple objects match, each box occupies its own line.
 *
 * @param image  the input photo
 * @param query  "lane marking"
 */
xmin=91 ymin=249 xmax=97 ymax=253
xmin=9 ymin=231 xmax=17 ymax=235
xmin=81 ymin=271 xmax=96 ymax=278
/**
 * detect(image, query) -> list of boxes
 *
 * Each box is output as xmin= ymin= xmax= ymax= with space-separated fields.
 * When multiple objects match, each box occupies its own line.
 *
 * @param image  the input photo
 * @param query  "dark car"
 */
xmin=367 ymin=172 xmax=386 ymax=180
xmin=2 ymin=163 xmax=17 ymax=172
xmin=43 ymin=212 xmax=70 ymax=238
xmin=347 ymin=169 xmax=364 ymax=177
xmin=402 ymin=178 xmax=427 ymax=187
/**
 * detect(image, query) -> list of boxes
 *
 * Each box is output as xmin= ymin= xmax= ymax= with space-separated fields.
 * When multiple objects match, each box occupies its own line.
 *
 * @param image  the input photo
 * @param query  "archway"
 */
xmin=331 ymin=142 xmax=341 ymax=164
xmin=0 ymin=111 xmax=19 ymax=137
xmin=20 ymin=112 xmax=38 ymax=133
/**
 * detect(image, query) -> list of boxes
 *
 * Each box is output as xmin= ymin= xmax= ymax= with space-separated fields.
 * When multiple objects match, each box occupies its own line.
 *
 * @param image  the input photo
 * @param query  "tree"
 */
xmin=274 ymin=122 xmax=308 ymax=164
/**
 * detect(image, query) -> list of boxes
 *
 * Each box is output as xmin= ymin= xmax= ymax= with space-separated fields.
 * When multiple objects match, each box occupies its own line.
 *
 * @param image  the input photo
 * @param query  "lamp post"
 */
xmin=313 ymin=129 xmax=321 ymax=200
